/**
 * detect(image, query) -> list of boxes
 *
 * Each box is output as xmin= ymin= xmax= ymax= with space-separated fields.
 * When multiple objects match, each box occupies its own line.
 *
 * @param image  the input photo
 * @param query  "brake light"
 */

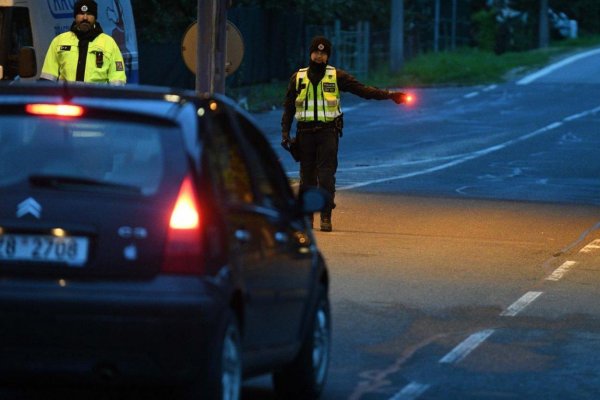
xmin=170 ymin=177 xmax=200 ymax=229
xmin=404 ymin=94 xmax=415 ymax=104
xmin=26 ymin=104 xmax=84 ymax=117
xmin=163 ymin=175 xmax=204 ymax=275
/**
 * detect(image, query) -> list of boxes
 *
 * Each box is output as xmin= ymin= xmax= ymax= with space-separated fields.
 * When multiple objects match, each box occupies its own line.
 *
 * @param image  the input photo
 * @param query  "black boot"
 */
xmin=320 ymin=211 xmax=332 ymax=232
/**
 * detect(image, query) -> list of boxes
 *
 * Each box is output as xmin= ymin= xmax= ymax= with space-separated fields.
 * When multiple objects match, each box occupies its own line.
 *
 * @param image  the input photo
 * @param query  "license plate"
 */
xmin=0 ymin=234 xmax=89 ymax=267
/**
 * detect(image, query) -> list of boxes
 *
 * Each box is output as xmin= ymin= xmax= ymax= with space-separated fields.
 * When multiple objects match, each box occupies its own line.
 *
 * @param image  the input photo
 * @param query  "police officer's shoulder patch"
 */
xmin=115 ymin=61 xmax=124 ymax=71
xmin=59 ymin=45 xmax=71 ymax=51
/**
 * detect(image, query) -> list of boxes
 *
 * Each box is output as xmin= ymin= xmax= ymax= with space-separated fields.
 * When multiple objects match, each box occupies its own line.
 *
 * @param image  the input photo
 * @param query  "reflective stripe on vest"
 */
xmin=295 ymin=66 xmax=341 ymax=122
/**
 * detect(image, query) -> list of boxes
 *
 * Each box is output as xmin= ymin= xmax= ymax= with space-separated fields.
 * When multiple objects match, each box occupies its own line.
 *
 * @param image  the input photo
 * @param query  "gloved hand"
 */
xmin=388 ymin=90 xmax=408 ymax=104
xmin=281 ymin=131 xmax=291 ymax=149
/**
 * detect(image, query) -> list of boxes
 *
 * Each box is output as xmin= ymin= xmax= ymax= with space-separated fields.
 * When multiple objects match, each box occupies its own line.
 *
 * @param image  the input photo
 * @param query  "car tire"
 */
xmin=185 ymin=309 xmax=242 ymax=400
xmin=272 ymin=285 xmax=331 ymax=399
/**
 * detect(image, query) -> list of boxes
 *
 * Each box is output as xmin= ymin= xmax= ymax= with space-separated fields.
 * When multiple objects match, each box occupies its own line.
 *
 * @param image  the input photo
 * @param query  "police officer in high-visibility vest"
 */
xmin=281 ymin=36 xmax=407 ymax=232
xmin=40 ymin=0 xmax=126 ymax=85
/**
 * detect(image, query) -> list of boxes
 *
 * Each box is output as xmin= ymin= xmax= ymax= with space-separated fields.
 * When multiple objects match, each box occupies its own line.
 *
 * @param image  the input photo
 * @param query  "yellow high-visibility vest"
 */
xmin=41 ymin=31 xmax=126 ymax=85
xmin=295 ymin=65 xmax=341 ymax=122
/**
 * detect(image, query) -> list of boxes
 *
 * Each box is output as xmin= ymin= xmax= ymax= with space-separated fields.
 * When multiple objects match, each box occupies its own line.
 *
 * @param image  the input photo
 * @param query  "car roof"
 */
xmin=0 ymin=82 xmax=227 ymax=120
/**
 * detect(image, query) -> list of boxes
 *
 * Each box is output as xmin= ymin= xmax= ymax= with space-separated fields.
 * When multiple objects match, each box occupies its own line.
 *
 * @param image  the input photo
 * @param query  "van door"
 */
xmin=98 ymin=0 xmax=139 ymax=83
xmin=0 ymin=7 xmax=33 ymax=81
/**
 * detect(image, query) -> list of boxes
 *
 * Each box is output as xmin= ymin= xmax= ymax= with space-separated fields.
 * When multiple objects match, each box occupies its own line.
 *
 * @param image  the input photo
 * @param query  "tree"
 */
xmin=539 ymin=0 xmax=549 ymax=47
xmin=131 ymin=0 xmax=197 ymax=42
xmin=233 ymin=0 xmax=389 ymax=26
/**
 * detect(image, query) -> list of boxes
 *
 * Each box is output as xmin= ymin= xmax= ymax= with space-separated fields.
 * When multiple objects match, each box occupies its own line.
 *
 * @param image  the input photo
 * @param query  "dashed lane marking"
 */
xmin=389 ymin=382 xmax=431 ymax=400
xmin=439 ymin=329 xmax=495 ymax=364
xmin=500 ymin=291 xmax=543 ymax=317
xmin=579 ymin=239 xmax=600 ymax=254
xmin=546 ymin=260 xmax=577 ymax=281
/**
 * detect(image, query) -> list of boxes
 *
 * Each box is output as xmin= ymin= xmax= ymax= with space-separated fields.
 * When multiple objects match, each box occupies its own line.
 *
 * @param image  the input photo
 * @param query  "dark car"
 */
xmin=0 ymin=83 xmax=331 ymax=399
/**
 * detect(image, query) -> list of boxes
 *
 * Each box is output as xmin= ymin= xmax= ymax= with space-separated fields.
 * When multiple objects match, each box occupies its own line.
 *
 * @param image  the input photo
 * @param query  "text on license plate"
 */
xmin=0 ymin=234 xmax=89 ymax=267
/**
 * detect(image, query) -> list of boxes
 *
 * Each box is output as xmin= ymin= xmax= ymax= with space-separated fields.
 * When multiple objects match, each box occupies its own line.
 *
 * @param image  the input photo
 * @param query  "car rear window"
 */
xmin=0 ymin=116 xmax=175 ymax=196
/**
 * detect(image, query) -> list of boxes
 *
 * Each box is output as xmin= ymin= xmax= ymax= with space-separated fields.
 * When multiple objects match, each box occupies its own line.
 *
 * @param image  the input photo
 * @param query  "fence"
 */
xmin=138 ymin=5 xmax=473 ymax=89
xmin=305 ymin=21 xmax=371 ymax=79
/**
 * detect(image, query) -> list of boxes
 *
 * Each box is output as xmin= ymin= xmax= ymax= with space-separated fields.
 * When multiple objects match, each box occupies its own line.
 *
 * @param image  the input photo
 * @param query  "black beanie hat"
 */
xmin=309 ymin=36 xmax=332 ymax=57
xmin=74 ymin=0 xmax=98 ymax=18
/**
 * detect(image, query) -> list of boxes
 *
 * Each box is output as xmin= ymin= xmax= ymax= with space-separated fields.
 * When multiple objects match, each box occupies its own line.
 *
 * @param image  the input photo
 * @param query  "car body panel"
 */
xmin=0 ymin=83 xmax=329 ymax=387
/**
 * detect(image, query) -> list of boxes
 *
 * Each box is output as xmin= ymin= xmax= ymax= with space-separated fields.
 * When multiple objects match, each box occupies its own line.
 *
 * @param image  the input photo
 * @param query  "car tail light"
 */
xmin=26 ymin=104 xmax=84 ymax=117
xmin=162 ymin=175 xmax=204 ymax=275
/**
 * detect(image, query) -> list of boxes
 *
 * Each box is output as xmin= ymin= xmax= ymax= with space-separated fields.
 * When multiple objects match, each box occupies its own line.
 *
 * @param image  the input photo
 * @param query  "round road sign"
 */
xmin=181 ymin=20 xmax=244 ymax=76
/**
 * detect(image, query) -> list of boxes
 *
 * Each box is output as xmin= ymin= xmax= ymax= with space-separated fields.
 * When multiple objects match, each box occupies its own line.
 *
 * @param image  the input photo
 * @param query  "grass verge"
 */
xmin=229 ymin=36 xmax=600 ymax=112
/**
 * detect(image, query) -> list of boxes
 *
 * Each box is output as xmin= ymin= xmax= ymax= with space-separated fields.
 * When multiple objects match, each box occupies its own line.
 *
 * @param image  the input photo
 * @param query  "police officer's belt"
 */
xmin=297 ymin=121 xmax=335 ymax=133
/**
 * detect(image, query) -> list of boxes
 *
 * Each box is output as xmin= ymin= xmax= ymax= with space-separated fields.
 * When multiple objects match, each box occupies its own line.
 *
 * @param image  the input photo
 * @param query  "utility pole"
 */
xmin=433 ymin=0 xmax=440 ymax=52
xmin=538 ymin=0 xmax=549 ymax=48
xmin=196 ymin=0 xmax=227 ymax=94
xmin=390 ymin=0 xmax=404 ymax=72
xmin=451 ymin=0 xmax=457 ymax=50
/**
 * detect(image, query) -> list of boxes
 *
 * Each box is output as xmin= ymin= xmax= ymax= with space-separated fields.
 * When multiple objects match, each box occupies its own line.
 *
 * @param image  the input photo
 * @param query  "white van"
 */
xmin=0 ymin=0 xmax=138 ymax=82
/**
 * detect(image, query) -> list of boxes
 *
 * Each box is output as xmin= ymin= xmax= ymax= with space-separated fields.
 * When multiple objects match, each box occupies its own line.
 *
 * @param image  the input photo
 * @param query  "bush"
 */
xmin=472 ymin=9 xmax=497 ymax=52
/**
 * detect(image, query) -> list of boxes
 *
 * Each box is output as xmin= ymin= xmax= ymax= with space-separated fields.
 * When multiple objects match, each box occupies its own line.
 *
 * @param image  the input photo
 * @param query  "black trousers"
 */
xmin=297 ymin=126 xmax=339 ymax=215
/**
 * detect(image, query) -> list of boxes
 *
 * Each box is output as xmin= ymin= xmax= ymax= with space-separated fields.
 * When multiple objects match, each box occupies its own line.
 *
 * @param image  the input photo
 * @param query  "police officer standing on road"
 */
xmin=281 ymin=36 xmax=408 ymax=232
xmin=40 ymin=0 xmax=126 ymax=85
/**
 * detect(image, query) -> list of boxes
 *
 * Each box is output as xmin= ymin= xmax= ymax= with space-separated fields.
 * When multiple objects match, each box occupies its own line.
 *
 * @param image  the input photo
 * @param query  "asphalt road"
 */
xmin=7 ymin=48 xmax=600 ymax=399
xmin=244 ymin=47 xmax=600 ymax=398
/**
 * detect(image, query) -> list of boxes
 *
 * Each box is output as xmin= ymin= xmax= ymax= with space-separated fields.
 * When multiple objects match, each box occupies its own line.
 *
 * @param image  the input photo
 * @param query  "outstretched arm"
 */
xmin=336 ymin=69 xmax=391 ymax=100
xmin=337 ymin=69 xmax=410 ymax=104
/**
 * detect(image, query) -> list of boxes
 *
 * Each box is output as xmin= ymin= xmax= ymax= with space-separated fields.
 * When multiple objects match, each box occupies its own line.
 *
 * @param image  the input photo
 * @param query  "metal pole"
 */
xmin=196 ymin=0 xmax=227 ymax=94
xmin=213 ymin=0 xmax=227 ymax=93
xmin=196 ymin=0 xmax=215 ymax=94
xmin=390 ymin=0 xmax=404 ymax=73
xmin=539 ymin=0 xmax=549 ymax=48
xmin=433 ymin=0 xmax=440 ymax=52
xmin=364 ymin=21 xmax=370 ymax=77
xmin=451 ymin=0 xmax=457 ymax=49
xmin=333 ymin=19 xmax=341 ymax=67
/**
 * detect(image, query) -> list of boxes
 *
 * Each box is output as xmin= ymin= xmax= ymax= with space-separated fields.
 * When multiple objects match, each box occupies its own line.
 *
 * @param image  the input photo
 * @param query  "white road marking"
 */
xmin=337 ymin=105 xmax=600 ymax=190
xmin=483 ymin=84 xmax=498 ymax=92
xmin=389 ymin=382 xmax=431 ymax=400
xmin=464 ymin=91 xmax=479 ymax=99
xmin=439 ymin=329 xmax=495 ymax=364
xmin=546 ymin=260 xmax=577 ymax=281
xmin=517 ymin=48 xmax=600 ymax=85
xmin=343 ymin=102 xmax=369 ymax=113
xmin=500 ymin=291 xmax=543 ymax=317
xmin=579 ymin=239 xmax=600 ymax=254
xmin=338 ymin=153 xmax=465 ymax=172
xmin=564 ymin=111 xmax=591 ymax=122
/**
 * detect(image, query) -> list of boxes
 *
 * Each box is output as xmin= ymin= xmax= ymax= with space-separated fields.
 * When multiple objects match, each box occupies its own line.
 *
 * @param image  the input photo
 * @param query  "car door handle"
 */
xmin=235 ymin=229 xmax=251 ymax=243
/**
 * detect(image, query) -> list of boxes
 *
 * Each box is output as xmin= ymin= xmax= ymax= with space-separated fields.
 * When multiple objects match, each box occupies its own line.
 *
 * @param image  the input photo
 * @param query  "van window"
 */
xmin=3 ymin=7 xmax=33 ymax=79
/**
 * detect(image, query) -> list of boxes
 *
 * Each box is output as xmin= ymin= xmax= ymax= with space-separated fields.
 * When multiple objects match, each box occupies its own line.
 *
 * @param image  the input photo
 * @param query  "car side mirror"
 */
xmin=18 ymin=46 xmax=37 ymax=79
xmin=299 ymin=187 xmax=329 ymax=214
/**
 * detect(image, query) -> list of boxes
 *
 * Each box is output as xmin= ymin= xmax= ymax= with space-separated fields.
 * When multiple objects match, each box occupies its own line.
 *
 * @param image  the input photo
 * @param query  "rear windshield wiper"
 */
xmin=28 ymin=174 xmax=141 ymax=194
